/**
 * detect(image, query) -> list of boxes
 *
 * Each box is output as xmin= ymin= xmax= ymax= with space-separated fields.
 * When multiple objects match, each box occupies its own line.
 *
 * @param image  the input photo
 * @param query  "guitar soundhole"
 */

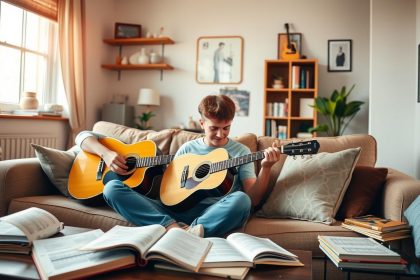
xmin=125 ymin=156 xmax=136 ymax=172
xmin=195 ymin=164 xmax=210 ymax=179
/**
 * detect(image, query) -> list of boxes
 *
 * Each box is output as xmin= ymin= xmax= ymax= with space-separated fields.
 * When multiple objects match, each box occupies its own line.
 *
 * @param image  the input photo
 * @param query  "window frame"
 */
xmin=0 ymin=1 xmax=61 ymax=108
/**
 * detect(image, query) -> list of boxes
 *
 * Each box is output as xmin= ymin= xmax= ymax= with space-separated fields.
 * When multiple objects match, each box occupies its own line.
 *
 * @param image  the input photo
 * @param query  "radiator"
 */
xmin=0 ymin=135 xmax=58 ymax=160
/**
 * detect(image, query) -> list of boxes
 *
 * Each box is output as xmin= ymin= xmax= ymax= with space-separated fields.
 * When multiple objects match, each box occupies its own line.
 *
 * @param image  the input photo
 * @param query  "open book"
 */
xmin=32 ymin=229 xmax=136 ymax=280
xmin=0 ymin=207 xmax=64 ymax=254
xmin=79 ymin=224 xmax=212 ymax=272
xmin=202 ymin=232 xmax=303 ymax=268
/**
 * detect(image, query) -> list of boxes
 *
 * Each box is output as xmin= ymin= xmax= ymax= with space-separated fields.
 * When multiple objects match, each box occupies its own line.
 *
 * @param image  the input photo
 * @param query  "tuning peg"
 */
xmin=293 ymin=155 xmax=296 ymax=160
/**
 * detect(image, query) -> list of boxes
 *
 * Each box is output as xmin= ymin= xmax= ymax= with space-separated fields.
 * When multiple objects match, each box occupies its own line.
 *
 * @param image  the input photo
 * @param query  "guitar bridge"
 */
xmin=96 ymin=159 xmax=105 ymax=181
xmin=180 ymin=165 xmax=189 ymax=188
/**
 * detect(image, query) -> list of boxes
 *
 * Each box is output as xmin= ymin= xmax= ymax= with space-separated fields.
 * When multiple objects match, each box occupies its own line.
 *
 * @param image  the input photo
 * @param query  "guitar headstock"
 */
xmin=282 ymin=140 xmax=320 ymax=156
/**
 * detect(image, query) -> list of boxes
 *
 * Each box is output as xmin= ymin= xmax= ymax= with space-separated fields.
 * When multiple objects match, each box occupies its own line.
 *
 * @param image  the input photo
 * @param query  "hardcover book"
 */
xmin=202 ymin=233 xmax=302 ymax=268
xmin=318 ymin=235 xmax=402 ymax=262
xmin=0 ymin=207 xmax=64 ymax=254
xmin=343 ymin=215 xmax=410 ymax=232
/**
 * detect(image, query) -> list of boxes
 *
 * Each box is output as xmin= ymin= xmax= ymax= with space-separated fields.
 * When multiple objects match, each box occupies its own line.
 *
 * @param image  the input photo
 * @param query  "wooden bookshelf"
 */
xmin=263 ymin=59 xmax=318 ymax=138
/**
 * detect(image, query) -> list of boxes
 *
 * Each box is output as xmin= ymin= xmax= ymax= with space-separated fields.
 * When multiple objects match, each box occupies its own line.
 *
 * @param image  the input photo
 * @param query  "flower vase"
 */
xmin=138 ymin=48 xmax=149 ymax=64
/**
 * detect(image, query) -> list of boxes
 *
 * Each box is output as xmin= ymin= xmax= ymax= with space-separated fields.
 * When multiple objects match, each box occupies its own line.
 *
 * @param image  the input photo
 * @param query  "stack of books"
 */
xmin=341 ymin=215 xmax=412 ymax=242
xmin=318 ymin=235 xmax=407 ymax=272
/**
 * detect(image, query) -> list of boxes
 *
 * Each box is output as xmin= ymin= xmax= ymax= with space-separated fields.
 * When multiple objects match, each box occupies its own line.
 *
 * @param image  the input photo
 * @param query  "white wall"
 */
xmin=83 ymin=0 xmax=370 ymax=138
xmin=416 ymin=0 xmax=420 ymax=179
xmin=370 ymin=0 xmax=417 ymax=177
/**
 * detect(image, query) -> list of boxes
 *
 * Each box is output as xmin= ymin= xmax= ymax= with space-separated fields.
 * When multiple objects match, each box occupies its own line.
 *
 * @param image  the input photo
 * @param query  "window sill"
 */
xmin=0 ymin=113 xmax=68 ymax=121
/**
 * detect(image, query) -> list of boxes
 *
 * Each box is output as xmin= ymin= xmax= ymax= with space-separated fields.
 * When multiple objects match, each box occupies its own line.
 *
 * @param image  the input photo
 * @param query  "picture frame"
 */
xmin=277 ymin=33 xmax=302 ymax=59
xmin=196 ymin=36 xmax=243 ymax=84
xmin=114 ymin=23 xmax=142 ymax=39
xmin=328 ymin=39 xmax=352 ymax=72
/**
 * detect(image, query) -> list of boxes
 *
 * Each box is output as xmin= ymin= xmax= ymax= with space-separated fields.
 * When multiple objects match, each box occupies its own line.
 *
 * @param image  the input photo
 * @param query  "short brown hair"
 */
xmin=198 ymin=95 xmax=236 ymax=121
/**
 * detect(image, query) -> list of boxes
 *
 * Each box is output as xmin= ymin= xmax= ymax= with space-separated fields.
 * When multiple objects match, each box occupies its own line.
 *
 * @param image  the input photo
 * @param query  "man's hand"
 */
xmin=261 ymin=142 xmax=281 ymax=169
xmin=103 ymin=151 xmax=130 ymax=175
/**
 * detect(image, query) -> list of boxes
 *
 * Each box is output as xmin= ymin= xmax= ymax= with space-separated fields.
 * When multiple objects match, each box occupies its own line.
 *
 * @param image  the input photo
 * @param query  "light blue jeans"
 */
xmin=103 ymin=179 xmax=251 ymax=237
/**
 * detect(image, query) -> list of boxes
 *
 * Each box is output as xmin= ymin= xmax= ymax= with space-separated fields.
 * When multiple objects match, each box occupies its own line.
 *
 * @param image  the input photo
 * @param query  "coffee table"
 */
xmin=94 ymin=249 xmax=312 ymax=280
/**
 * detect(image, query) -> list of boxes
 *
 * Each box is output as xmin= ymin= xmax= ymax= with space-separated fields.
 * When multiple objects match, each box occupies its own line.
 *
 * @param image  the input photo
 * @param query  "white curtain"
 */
xmin=58 ymin=0 xmax=86 ymax=147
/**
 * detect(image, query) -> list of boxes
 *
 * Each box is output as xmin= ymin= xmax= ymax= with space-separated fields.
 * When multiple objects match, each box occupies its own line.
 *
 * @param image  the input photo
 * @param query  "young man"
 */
xmin=76 ymin=95 xmax=280 ymax=237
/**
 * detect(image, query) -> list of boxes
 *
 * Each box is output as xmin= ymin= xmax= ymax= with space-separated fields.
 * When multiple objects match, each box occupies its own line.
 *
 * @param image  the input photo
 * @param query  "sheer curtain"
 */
xmin=58 ymin=0 xmax=86 ymax=147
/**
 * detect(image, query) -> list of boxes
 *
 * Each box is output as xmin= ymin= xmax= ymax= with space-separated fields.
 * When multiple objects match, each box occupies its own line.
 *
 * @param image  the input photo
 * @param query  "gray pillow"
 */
xmin=256 ymin=147 xmax=361 ymax=225
xmin=31 ymin=143 xmax=79 ymax=197
xmin=404 ymin=195 xmax=420 ymax=257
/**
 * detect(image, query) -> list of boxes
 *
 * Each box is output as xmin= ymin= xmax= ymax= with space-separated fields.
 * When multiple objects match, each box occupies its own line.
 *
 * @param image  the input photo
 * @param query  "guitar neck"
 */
xmin=210 ymin=149 xmax=280 ymax=173
xmin=136 ymin=154 xmax=175 ymax=168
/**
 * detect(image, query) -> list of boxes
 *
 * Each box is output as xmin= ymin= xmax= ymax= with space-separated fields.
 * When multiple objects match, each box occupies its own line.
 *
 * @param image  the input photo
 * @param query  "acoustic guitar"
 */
xmin=281 ymin=23 xmax=300 ymax=60
xmin=68 ymin=137 xmax=174 ymax=200
xmin=160 ymin=140 xmax=319 ymax=211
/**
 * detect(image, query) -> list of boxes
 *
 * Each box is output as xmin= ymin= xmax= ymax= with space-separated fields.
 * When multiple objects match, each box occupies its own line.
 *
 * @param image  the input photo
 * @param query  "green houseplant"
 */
xmin=309 ymin=84 xmax=364 ymax=136
xmin=135 ymin=112 xmax=155 ymax=130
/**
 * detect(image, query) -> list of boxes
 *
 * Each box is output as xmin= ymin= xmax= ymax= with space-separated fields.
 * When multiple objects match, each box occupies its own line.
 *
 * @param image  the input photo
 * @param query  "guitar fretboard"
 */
xmin=209 ymin=151 xmax=265 ymax=173
xmin=136 ymin=155 xmax=175 ymax=168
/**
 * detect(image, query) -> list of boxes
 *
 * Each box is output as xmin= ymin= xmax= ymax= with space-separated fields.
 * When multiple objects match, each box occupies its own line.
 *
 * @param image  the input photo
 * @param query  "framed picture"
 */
xmin=196 ymin=36 xmax=243 ymax=84
xmin=114 ymin=23 xmax=142 ymax=39
xmin=328 ymin=39 xmax=352 ymax=72
xmin=277 ymin=33 xmax=302 ymax=59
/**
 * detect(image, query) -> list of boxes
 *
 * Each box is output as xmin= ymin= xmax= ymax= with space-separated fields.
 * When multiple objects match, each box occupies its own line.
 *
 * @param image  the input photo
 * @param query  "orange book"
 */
xmin=343 ymin=215 xmax=410 ymax=232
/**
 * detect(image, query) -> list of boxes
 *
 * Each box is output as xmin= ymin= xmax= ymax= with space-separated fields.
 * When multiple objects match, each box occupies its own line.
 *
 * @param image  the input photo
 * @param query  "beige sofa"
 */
xmin=1 ymin=121 xmax=419 ymax=280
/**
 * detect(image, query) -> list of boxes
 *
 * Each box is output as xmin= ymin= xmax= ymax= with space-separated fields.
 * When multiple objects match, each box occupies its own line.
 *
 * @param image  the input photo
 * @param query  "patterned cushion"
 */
xmin=404 ymin=195 xmax=420 ymax=258
xmin=256 ymin=147 xmax=361 ymax=225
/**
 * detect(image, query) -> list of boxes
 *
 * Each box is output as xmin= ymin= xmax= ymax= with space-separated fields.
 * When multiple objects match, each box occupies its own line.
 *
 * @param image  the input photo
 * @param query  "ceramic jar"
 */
xmin=149 ymin=51 xmax=162 ymax=64
xmin=138 ymin=48 xmax=149 ymax=64
xmin=20 ymin=91 xmax=39 ymax=110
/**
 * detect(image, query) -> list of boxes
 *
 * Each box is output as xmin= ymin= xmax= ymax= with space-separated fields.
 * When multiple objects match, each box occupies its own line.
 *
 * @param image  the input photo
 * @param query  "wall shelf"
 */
xmin=102 ymin=37 xmax=175 ymax=80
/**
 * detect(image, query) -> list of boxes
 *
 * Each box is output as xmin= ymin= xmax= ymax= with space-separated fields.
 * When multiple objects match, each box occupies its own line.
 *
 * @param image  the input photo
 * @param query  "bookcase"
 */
xmin=263 ymin=59 xmax=318 ymax=138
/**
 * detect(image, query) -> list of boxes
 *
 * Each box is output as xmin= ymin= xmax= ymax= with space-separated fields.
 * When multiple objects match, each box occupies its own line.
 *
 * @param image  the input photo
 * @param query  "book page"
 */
xmin=32 ymin=229 xmax=135 ymax=279
xmin=0 ymin=207 xmax=63 ymax=243
xmin=79 ymin=224 xmax=166 ymax=256
xmin=227 ymin=233 xmax=298 ymax=262
xmin=145 ymin=228 xmax=212 ymax=272
xmin=201 ymin=237 xmax=252 ymax=267
xmin=0 ymin=221 xmax=27 ymax=242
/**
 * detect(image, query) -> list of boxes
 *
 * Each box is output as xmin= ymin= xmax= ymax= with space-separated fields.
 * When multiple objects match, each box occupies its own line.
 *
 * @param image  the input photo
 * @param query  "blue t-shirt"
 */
xmin=175 ymin=137 xmax=256 ymax=193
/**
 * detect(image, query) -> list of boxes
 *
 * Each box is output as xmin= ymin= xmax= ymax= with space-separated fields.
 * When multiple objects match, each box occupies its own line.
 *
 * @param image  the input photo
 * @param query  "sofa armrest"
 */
xmin=381 ymin=168 xmax=420 ymax=221
xmin=0 ymin=158 xmax=56 ymax=216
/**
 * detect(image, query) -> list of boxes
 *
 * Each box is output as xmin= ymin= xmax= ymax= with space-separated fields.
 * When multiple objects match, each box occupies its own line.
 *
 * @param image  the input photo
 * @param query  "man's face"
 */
xmin=200 ymin=116 xmax=232 ymax=147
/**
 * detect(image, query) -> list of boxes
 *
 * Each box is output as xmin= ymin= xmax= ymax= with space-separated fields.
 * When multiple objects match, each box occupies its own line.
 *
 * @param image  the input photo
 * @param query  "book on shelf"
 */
xmin=341 ymin=223 xmax=412 ymax=242
xmin=0 ymin=207 xmax=64 ymax=254
xmin=155 ymin=263 xmax=250 ymax=280
xmin=202 ymin=233 xmax=302 ymax=268
xmin=79 ymin=224 xmax=212 ymax=272
xmin=32 ymin=229 xmax=136 ymax=280
xmin=318 ymin=235 xmax=402 ymax=263
xmin=343 ymin=215 xmax=410 ymax=232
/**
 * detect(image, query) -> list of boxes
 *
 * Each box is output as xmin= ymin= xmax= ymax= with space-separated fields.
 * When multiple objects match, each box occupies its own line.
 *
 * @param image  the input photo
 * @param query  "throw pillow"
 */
xmin=31 ymin=144 xmax=78 ymax=197
xmin=335 ymin=166 xmax=388 ymax=220
xmin=256 ymin=147 xmax=361 ymax=225
xmin=404 ymin=195 xmax=420 ymax=258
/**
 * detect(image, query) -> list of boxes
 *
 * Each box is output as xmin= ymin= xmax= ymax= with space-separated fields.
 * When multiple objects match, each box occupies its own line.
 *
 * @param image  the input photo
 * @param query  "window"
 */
xmin=0 ymin=1 xmax=65 ymax=109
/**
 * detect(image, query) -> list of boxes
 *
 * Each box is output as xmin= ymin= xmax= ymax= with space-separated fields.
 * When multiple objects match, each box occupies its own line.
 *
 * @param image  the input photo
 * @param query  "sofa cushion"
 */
xmin=8 ymin=195 xmax=131 ymax=231
xmin=92 ymin=121 xmax=175 ymax=154
xmin=256 ymin=148 xmax=361 ymax=225
xmin=336 ymin=166 xmax=388 ymax=220
xmin=31 ymin=144 xmax=79 ymax=197
xmin=244 ymin=217 xmax=360 ymax=258
xmin=404 ymin=195 xmax=420 ymax=258
xmin=169 ymin=129 xmax=204 ymax=155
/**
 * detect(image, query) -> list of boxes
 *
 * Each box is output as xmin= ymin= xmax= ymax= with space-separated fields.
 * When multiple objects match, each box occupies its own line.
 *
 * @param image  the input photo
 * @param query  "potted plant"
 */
xmin=135 ymin=112 xmax=155 ymax=130
xmin=309 ymin=84 xmax=364 ymax=136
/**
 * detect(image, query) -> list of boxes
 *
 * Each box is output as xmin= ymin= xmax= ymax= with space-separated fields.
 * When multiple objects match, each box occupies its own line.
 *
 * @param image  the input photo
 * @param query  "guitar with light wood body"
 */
xmin=160 ymin=140 xmax=320 ymax=211
xmin=68 ymin=137 xmax=174 ymax=200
